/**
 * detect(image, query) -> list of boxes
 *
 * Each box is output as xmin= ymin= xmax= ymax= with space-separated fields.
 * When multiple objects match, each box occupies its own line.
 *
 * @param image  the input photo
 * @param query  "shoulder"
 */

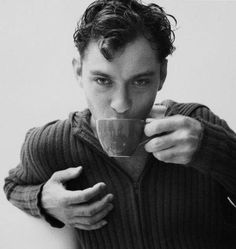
xmin=161 ymin=99 xmax=234 ymax=131
xmin=22 ymin=109 xmax=91 ymax=152
xmin=14 ymin=110 xmax=91 ymax=182
xmin=24 ymin=110 xmax=89 ymax=144
xmin=23 ymin=118 xmax=70 ymax=146
xmin=160 ymin=99 xmax=209 ymax=117
xmin=20 ymin=111 xmax=86 ymax=171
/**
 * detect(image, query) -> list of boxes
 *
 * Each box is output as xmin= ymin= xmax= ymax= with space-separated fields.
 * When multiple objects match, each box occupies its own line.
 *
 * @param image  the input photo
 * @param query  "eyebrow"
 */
xmin=90 ymin=70 xmax=156 ymax=81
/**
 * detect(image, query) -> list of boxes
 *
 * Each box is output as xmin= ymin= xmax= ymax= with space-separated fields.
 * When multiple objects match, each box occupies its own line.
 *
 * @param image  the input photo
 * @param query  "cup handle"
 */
xmin=138 ymin=132 xmax=168 ymax=147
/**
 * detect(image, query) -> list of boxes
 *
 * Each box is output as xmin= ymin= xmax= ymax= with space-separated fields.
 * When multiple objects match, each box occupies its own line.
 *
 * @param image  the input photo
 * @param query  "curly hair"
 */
xmin=73 ymin=0 xmax=177 ymax=62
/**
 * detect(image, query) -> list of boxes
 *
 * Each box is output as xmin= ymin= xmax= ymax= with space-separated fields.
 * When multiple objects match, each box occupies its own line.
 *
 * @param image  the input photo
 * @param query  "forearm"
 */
xmin=3 ymin=125 xmax=52 ymax=217
xmin=3 ymin=119 xmax=70 ymax=227
xmin=189 ymin=107 xmax=236 ymax=198
xmin=4 ymin=174 xmax=65 ymax=228
xmin=4 ymin=176 xmax=44 ymax=217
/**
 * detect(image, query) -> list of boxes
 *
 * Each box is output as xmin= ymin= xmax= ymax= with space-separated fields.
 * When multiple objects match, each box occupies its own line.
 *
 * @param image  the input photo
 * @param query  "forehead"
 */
xmin=82 ymin=36 xmax=161 ymax=74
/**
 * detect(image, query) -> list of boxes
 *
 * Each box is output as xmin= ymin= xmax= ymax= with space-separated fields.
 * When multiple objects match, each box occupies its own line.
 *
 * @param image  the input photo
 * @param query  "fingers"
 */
xmin=152 ymin=145 xmax=193 ymax=165
xmin=68 ymin=194 xmax=114 ymax=230
xmin=51 ymin=166 xmax=83 ymax=183
xmin=148 ymin=104 xmax=167 ymax=119
xmin=73 ymin=203 xmax=114 ymax=226
xmin=144 ymin=115 xmax=183 ymax=137
xmin=65 ymin=182 xmax=108 ymax=205
xmin=144 ymin=116 xmax=202 ymax=165
xmin=144 ymin=133 xmax=175 ymax=153
xmin=71 ymin=193 xmax=114 ymax=216
xmin=72 ymin=220 xmax=108 ymax=230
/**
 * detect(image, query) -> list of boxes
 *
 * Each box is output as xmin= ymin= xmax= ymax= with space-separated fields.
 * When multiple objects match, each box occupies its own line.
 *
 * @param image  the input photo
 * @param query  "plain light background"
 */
xmin=0 ymin=0 xmax=236 ymax=248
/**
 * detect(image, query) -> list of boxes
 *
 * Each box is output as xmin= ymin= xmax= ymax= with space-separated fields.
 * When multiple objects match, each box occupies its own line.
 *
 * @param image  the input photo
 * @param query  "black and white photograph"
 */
xmin=0 ymin=0 xmax=236 ymax=248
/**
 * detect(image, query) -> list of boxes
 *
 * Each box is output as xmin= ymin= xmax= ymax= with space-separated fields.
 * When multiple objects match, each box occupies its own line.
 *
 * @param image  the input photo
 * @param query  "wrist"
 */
xmin=38 ymin=184 xmax=65 ymax=228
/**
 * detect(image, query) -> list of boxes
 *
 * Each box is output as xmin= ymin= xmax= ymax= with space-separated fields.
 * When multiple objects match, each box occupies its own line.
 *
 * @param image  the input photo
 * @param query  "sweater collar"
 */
xmin=70 ymin=108 xmax=93 ymax=135
xmin=70 ymin=109 xmax=107 ymax=156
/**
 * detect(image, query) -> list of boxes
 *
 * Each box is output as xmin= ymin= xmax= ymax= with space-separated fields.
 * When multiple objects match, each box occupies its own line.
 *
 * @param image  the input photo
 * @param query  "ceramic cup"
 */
xmin=96 ymin=118 xmax=145 ymax=157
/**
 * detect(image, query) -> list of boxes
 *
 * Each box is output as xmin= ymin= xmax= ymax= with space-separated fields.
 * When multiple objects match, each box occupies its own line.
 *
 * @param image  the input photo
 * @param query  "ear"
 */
xmin=158 ymin=59 xmax=168 ymax=91
xmin=72 ymin=56 xmax=83 ymax=87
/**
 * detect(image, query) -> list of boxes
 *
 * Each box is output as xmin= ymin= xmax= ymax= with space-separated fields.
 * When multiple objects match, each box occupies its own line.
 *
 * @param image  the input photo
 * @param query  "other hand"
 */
xmin=41 ymin=167 xmax=114 ymax=230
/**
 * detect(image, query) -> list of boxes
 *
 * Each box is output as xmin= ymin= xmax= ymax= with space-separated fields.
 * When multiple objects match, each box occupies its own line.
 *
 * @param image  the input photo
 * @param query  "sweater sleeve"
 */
xmin=188 ymin=107 xmax=236 ymax=203
xmin=3 ymin=120 xmax=67 ymax=228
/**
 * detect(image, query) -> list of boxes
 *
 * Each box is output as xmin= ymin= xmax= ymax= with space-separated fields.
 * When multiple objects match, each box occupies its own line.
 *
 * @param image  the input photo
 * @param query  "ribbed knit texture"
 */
xmin=3 ymin=100 xmax=236 ymax=249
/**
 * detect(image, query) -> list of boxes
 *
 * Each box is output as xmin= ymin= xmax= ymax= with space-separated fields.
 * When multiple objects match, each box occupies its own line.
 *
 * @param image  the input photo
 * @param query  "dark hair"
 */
xmin=73 ymin=0 xmax=177 ymax=62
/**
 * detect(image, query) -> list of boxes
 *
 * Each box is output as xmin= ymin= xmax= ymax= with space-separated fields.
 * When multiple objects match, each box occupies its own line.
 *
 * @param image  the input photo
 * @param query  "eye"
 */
xmin=94 ymin=77 xmax=112 ymax=86
xmin=133 ymin=79 xmax=150 ymax=87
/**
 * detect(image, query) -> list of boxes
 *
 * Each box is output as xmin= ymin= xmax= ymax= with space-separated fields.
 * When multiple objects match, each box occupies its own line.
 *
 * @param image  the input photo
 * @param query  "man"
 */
xmin=4 ymin=0 xmax=236 ymax=248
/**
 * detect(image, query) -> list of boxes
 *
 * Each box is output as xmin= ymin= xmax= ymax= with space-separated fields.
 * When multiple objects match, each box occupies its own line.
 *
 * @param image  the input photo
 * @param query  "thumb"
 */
xmin=147 ymin=104 xmax=167 ymax=121
xmin=51 ymin=166 xmax=83 ymax=183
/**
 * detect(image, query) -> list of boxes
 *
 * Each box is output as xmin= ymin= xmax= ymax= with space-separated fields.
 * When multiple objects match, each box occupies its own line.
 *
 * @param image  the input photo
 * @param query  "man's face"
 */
xmin=74 ymin=36 xmax=167 ymax=126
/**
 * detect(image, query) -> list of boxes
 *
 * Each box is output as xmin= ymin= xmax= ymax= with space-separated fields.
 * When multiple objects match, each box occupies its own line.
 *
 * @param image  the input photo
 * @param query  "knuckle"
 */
xmin=154 ymin=138 xmax=161 ymax=148
xmin=154 ymin=125 xmax=160 ymax=135
xmin=87 ymin=208 xmax=96 ymax=216
xmin=184 ymin=130 xmax=191 ymax=140
xmin=60 ymin=195 xmax=71 ymax=207
xmin=64 ymin=209 xmax=72 ymax=220
xmin=182 ymin=116 xmax=191 ymax=127
xmin=179 ymin=130 xmax=190 ymax=144
xmin=50 ymin=171 xmax=59 ymax=180
xmin=82 ymin=209 xmax=92 ymax=216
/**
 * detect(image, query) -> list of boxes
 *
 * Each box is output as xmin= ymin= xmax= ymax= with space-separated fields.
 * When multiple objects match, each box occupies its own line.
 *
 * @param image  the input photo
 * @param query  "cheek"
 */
xmin=131 ymin=90 xmax=157 ymax=118
xmin=85 ymin=91 xmax=106 ymax=110
xmin=83 ymin=87 xmax=110 ymax=118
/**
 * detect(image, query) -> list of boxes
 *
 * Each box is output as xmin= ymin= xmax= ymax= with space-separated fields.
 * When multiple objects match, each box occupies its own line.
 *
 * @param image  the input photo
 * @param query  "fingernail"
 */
xmin=102 ymin=221 xmax=107 ymax=226
xmin=145 ymin=118 xmax=153 ymax=123
xmin=108 ymin=194 xmax=114 ymax=201
xmin=100 ymin=183 xmax=106 ymax=189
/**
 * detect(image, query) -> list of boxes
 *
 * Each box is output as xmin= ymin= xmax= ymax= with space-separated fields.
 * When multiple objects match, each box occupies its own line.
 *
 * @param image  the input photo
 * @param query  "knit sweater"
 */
xmin=4 ymin=101 xmax=236 ymax=249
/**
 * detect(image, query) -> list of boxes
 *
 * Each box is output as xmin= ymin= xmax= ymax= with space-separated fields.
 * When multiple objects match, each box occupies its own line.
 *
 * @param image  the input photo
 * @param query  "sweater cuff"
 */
xmin=23 ymin=183 xmax=47 ymax=217
xmin=187 ymin=118 xmax=227 ymax=174
xmin=37 ymin=184 xmax=65 ymax=228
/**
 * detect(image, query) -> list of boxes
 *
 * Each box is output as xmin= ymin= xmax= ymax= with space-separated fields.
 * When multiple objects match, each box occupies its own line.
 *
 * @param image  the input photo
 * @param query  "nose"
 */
xmin=110 ymin=87 xmax=131 ymax=114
